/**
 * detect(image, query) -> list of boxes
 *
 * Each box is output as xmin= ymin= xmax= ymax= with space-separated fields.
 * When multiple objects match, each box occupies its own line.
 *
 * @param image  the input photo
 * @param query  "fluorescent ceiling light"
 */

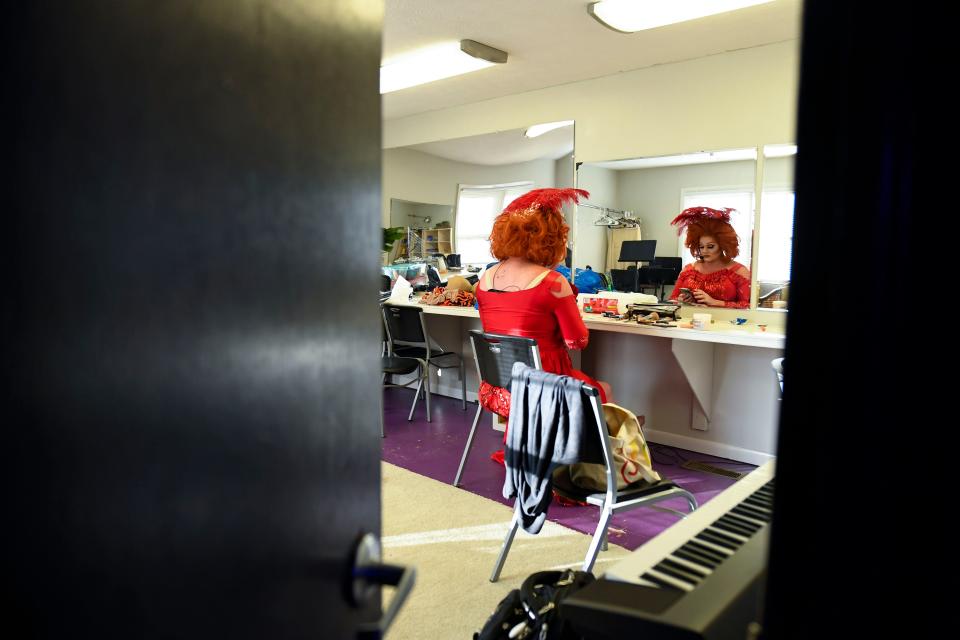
xmin=588 ymin=0 xmax=775 ymax=33
xmin=380 ymin=40 xmax=507 ymax=94
xmin=524 ymin=120 xmax=575 ymax=138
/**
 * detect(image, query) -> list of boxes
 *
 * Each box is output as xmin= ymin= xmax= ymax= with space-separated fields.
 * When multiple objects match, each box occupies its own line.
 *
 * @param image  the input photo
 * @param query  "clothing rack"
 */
xmin=579 ymin=202 xmax=640 ymax=228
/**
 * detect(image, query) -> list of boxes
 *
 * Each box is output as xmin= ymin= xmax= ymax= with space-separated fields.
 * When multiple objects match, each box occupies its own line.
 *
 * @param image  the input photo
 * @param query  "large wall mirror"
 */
xmin=382 ymin=123 xmax=575 ymax=270
xmin=756 ymin=143 xmax=797 ymax=311
xmin=575 ymin=148 xmax=758 ymax=304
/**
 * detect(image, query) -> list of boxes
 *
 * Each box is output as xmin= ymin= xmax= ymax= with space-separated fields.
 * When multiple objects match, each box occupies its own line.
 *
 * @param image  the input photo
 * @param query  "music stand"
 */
xmin=618 ymin=240 xmax=657 ymax=294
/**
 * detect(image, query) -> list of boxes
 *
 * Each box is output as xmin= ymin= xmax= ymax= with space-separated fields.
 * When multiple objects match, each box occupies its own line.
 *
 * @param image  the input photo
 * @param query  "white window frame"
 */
xmin=453 ymin=181 xmax=534 ymax=266
xmin=756 ymin=187 xmax=795 ymax=283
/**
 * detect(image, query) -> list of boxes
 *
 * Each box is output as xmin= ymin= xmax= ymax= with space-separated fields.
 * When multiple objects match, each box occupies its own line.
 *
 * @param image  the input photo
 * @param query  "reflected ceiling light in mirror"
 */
xmin=588 ymin=0 xmax=775 ymax=34
xmin=763 ymin=144 xmax=798 ymax=157
xmin=524 ymin=120 xmax=575 ymax=138
xmin=590 ymin=148 xmax=756 ymax=170
xmin=380 ymin=39 xmax=508 ymax=94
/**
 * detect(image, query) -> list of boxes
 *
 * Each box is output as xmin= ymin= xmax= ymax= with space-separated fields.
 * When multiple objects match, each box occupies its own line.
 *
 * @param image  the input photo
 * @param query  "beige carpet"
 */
xmin=381 ymin=462 xmax=631 ymax=640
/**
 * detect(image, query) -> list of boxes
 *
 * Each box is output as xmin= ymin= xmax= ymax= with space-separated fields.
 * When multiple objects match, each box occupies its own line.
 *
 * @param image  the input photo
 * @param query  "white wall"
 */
xmin=384 ymin=41 xmax=798 ymax=165
xmin=382 ymin=147 xmax=557 ymax=225
xmin=763 ymin=155 xmax=794 ymax=189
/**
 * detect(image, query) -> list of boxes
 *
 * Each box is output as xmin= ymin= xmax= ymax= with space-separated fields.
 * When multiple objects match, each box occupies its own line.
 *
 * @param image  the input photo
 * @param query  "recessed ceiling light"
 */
xmin=524 ymin=120 xmax=575 ymax=138
xmin=588 ymin=0 xmax=775 ymax=34
xmin=380 ymin=40 xmax=507 ymax=94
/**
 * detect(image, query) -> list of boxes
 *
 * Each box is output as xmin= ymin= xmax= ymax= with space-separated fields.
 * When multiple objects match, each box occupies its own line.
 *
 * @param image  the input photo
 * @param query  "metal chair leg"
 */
xmin=381 ymin=372 xmax=387 ymax=438
xmin=454 ymin=404 xmax=483 ymax=486
xmin=407 ymin=378 xmax=422 ymax=422
xmin=459 ymin=358 xmax=466 ymax=411
xmin=582 ymin=506 xmax=614 ymax=574
xmin=424 ymin=365 xmax=431 ymax=422
xmin=491 ymin=506 xmax=521 ymax=583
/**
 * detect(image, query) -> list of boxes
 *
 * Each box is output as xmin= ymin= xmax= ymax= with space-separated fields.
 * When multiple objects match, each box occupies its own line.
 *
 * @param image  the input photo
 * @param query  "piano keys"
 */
xmin=560 ymin=460 xmax=775 ymax=639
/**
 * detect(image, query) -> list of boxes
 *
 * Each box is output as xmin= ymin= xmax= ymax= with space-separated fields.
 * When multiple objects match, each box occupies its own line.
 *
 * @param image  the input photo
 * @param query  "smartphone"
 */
xmin=679 ymin=287 xmax=693 ymax=298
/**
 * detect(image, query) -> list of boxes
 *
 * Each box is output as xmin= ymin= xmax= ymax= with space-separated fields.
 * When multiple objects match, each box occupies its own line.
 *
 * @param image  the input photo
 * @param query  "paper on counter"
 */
xmin=388 ymin=275 xmax=413 ymax=304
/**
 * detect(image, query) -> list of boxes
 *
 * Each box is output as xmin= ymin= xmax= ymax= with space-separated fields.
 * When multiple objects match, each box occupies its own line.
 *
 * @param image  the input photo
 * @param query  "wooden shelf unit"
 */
xmin=397 ymin=226 xmax=452 ymax=258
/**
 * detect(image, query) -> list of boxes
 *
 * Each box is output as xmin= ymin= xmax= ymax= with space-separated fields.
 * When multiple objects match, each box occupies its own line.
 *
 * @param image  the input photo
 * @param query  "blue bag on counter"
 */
xmin=572 ymin=266 xmax=605 ymax=294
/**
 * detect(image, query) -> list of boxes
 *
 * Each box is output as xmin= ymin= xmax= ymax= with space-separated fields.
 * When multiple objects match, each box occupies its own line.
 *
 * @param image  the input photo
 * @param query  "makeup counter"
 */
xmin=384 ymin=296 xmax=784 ymax=466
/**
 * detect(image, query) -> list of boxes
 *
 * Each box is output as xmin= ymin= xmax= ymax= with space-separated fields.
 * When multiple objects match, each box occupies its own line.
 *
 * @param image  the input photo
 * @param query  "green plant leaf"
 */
xmin=382 ymin=226 xmax=405 ymax=252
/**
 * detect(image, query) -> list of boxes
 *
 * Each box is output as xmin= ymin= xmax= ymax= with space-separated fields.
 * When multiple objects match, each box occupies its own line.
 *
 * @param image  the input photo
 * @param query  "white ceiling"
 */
xmin=383 ymin=0 xmax=803 ymax=123
xmin=405 ymin=123 xmax=575 ymax=166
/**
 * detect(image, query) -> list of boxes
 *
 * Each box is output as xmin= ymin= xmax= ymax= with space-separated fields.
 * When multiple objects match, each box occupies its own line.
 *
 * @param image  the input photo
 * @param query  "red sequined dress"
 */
xmin=475 ymin=269 xmax=608 ymax=404
xmin=668 ymin=262 xmax=751 ymax=309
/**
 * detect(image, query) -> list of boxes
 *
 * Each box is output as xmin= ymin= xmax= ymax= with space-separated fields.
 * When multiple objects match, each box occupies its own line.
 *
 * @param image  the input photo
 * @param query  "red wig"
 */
xmin=671 ymin=207 xmax=740 ymax=259
xmin=488 ymin=188 xmax=588 ymax=267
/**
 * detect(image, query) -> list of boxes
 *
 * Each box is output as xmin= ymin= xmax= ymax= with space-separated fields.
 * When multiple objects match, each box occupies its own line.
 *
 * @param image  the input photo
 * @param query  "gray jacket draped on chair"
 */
xmin=503 ymin=362 xmax=588 ymax=533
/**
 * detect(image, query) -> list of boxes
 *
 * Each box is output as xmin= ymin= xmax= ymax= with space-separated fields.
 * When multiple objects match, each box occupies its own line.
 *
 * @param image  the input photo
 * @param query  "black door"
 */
xmin=7 ymin=2 xmax=384 ymax=637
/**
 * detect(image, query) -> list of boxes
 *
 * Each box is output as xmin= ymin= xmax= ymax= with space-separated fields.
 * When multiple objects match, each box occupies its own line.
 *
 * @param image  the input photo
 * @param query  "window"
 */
xmin=454 ymin=182 xmax=533 ymax=265
xmin=680 ymin=189 xmax=754 ymax=269
xmin=756 ymin=189 xmax=794 ymax=282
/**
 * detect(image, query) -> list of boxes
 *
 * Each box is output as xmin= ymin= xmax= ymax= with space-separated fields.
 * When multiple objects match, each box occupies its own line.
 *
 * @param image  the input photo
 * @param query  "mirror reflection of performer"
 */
xmin=475 ymin=188 xmax=612 ymax=404
xmin=668 ymin=207 xmax=751 ymax=309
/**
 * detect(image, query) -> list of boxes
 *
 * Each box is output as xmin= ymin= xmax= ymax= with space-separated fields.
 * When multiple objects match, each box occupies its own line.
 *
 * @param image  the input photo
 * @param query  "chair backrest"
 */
xmin=380 ymin=273 xmax=392 ymax=292
xmin=508 ymin=364 xmax=614 ymax=496
xmin=652 ymin=256 xmax=682 ymax=283
xmin=382 ymin=304 xmax=427 ymax=350
xmin=610 ymin=268 xmax=634 ymax=292
xmin=469 ymin=330 xmax=540 ymax=389
xmin=582 ymin=383 xmax=617 ymax=497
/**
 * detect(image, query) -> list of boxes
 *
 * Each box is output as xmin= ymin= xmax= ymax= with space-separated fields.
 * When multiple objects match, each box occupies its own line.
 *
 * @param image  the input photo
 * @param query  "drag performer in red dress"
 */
xmin=474 ymin=189 xmax=610 ymax=461
xmin=668 ymin=206 xmax=751 ymax=309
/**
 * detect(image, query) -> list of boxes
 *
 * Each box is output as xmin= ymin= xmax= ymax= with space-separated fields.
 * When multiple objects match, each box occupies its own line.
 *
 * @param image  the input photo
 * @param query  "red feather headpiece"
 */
xmin=502 ymin=188 xmax=589 ymax=214
xmin=670 ymin=206 xmax=735 ymax=235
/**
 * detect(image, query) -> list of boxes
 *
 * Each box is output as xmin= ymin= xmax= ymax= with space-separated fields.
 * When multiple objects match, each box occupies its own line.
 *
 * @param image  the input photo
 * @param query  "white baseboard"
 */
xmin=425 ymin=380 xmax=477 ymax=403
xmin=644 ymin=429 xmax=775 ymax=466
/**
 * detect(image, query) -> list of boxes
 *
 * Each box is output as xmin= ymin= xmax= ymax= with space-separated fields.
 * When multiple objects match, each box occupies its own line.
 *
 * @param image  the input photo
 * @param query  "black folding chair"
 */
xmin=490 ymin=366 xmax=698 ymax=582
xmin=454 ymin=331 xmax=541 ymax=487
xmin=381 ymin=355 xmax=429 ymax=436
xmin=381 ymin=304 xmax=467 ymax=423
xmin=380 ymin=308 xmax=429 ymax=435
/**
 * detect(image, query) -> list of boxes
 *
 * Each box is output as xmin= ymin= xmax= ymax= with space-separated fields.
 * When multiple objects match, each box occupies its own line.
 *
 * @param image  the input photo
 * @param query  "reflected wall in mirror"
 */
xmin=382 ymin=123 xmax=575 ymax=268
xmin=576 ymin=149 xmax=757 ymax=305
xmin=756 ymin=144 xmax=796 ymax=310
xmin=388 ymin=198 xmax=453 ymax=229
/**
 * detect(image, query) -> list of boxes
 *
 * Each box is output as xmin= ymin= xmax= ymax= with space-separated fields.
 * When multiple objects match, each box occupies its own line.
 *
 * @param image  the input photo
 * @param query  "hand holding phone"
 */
xmin=679 ymin=287 xmax=694 ymax=301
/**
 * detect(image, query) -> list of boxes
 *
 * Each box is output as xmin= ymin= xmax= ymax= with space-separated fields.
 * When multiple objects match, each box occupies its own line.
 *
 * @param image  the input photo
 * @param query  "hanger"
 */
xmin=594 ymin=211 xmax=619 ymax=226
xmin=592 ymin=206 xmax=641 ymax=228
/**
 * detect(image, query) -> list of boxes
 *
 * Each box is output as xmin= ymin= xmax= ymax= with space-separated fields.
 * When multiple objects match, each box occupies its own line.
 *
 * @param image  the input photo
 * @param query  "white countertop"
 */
xmin=582 ymin=313 xmax=785 ymax=348
xmin=385 ymin=298 xmax=785 ymax=349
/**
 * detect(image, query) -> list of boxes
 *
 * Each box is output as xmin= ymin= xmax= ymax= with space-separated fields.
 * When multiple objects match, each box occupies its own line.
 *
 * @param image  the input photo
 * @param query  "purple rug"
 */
xmin=381 ymin=388 xmax=756 ymax=551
